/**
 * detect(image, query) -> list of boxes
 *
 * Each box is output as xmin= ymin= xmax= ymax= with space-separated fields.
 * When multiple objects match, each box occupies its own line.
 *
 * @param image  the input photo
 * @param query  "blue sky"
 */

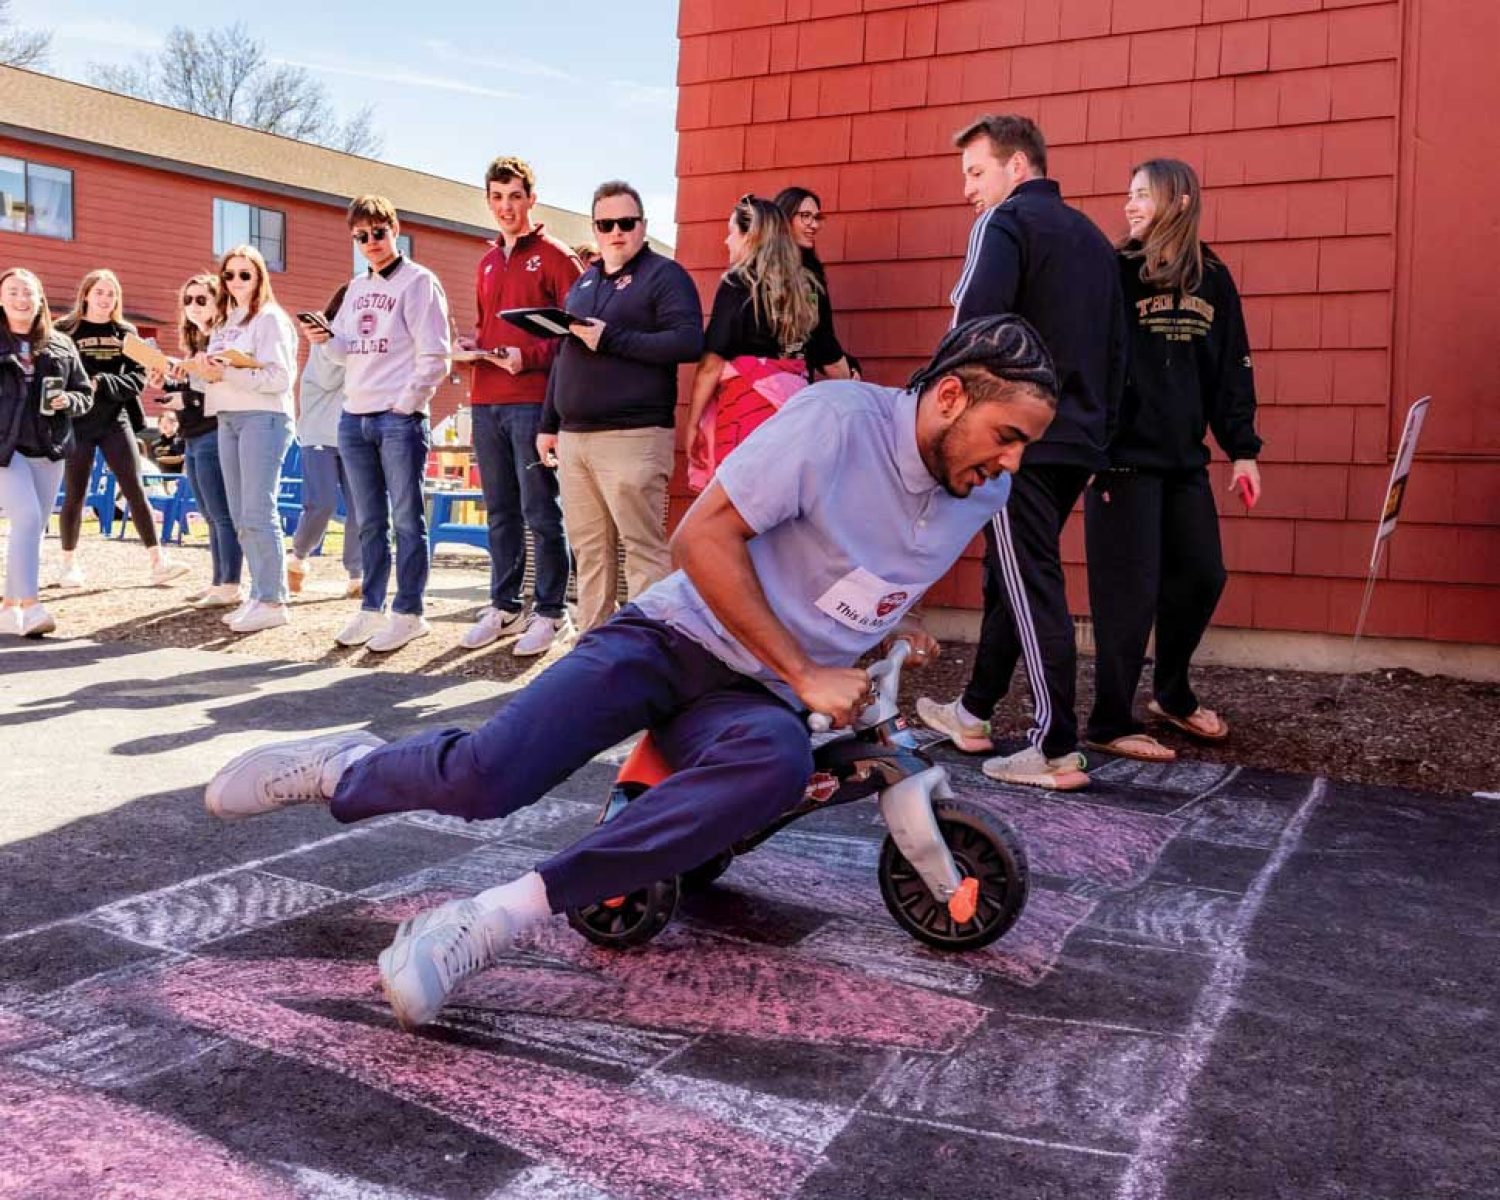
xmin=13 ymin=0 xmax=682 ymax=242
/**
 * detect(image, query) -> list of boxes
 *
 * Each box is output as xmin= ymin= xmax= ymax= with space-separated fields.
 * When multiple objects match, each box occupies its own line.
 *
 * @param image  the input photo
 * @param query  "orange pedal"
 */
xmin=948 ymin=877 xmax=979 ymax=924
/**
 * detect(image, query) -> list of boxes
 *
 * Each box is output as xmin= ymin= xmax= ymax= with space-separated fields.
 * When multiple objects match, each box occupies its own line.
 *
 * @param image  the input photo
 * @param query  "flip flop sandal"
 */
xmin=1085 ymin=733 xmax=1178 ymax=763
xmin=1147 ymin=700 xmax=1230 ymax=742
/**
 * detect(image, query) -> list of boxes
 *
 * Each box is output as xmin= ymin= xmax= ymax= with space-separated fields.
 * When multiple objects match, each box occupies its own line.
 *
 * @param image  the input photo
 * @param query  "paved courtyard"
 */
xmin=1 ymin=638 xmax=1496 ymax=1199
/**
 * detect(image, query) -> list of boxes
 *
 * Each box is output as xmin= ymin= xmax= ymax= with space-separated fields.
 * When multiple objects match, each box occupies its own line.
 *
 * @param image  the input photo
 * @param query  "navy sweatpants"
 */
xmin=329 ymin=608 xmax=814 ymax=912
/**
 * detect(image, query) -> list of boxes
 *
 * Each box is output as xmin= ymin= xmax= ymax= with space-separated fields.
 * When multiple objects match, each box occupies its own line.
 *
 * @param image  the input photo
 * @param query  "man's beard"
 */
xmin=928 ymin=418 xmax=973 ymax=499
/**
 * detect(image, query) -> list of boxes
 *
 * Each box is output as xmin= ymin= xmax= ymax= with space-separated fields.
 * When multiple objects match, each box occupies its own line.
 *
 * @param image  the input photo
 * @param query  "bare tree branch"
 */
xmin=86 ymin=23 xmax=381 ymax=155
xmin=0 ymin=0 xmax=50 ymax=69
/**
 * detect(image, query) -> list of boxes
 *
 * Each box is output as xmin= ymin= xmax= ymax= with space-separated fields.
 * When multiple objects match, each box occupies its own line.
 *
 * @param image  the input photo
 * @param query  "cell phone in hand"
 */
xmin=40 ymin=377 xmax=63 ymax=416
xmin=297 ymin=311 xmax=333 ymax=334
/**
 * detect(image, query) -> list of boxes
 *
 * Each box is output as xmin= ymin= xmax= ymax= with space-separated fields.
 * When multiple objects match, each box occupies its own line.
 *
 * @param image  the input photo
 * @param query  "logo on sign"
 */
xmin=876 ymin=591 xmax=908 ymax=619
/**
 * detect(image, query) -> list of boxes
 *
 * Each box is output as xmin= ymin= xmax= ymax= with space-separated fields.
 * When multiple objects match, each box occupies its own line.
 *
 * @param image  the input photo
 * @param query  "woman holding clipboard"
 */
xmin=1083 ymin=159 xmax=1264 ymax=762
xmin=196 ymin=244 xmax=298 ymax=634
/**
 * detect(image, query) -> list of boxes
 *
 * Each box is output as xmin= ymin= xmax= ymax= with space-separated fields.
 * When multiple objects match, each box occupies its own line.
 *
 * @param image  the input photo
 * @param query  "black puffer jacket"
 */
xmin=0 ymin=329 xmax=94 ymax=465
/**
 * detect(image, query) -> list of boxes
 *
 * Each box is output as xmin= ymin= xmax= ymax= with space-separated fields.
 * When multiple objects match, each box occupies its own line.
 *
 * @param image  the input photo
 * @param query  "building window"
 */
xmin=0 ymin=156 xmax=75 ymax=240
xmin=213 ymin=198 xmax=286 ymax=272
xmin=353 ymin=232 xmax=412 ymax=276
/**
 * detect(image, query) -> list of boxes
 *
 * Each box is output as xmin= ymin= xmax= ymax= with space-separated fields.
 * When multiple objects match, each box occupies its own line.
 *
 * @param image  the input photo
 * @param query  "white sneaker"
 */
xmin=0 ymin=608 xmax=20 ymax=636
xmin=19 ymin=604 xmax=55 ymax=638
xmin=286 ymin=554 xmax=309 ymax=594
xmin=185 ymin=585 xmax=211 ymax=604
xmin=206 ymin=730 xmax=386 ymax=822
xmin=221 ymin=597 xmax=255 ymax=626
xmin=150 ymin=558 xmax=191 ymax=587
xmin=228 ymin=601 xmax=290 ymax=633
xmin=981 ymin=746 xmax=1090 ymax=791
xmin=512 ymin=613 xmax=566 ymax=658
xmin=379 ymin=898 xmax=511 ymax=1030
xmin=459 ymin=606 xmax=524 ymax=650
xmin=366 ymin=613 xmax=431 ymax=654
xmin=193 ymin=584 xmax=244 ymax=609
xmin=335 ymin=609 xmax=387 ymax=647
xmin=915 ymin=697 xmax=994 ymax=753
xmin=57 ymin=562 xmax=85 ymax=588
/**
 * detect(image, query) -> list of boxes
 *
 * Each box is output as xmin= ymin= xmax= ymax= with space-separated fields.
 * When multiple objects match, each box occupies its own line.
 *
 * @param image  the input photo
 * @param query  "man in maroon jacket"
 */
xmin=459 ymin=156 xmax=583 ymax=657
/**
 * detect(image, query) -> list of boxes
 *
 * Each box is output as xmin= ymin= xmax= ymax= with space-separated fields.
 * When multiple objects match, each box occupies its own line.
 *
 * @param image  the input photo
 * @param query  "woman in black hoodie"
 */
xmin=1084 ymin=158 xmax=1264 ymax=762
xmin=54 ymin=268 xmax=188 ymax=588
xmin=0 ymin=268 xmax=92 ymax=637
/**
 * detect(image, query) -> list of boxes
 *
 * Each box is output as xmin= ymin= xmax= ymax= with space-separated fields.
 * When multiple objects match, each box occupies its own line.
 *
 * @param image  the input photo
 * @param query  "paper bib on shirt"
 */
xmin=814 ymin=566 xmax=917 ymax=634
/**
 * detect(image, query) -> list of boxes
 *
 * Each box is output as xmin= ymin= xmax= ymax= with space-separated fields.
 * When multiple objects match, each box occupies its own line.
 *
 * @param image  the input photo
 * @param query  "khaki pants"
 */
xmin=557 ymin=427 xmax=674 ymax=631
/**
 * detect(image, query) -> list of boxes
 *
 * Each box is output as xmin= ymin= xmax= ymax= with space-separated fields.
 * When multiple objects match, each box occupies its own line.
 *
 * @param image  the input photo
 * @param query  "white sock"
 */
xmin=318 ymin=742 xmax=377 ymax=797
xmin=472 ymin=871 xmax=552 ymax=936
xmin=148 ymin=547 xmax=165 ymax=567
xmin=956 ymin=699 xmax=984 ymax=727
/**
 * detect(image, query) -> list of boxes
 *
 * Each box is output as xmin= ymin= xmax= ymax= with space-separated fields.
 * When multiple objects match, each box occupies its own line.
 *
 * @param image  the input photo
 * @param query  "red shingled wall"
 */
xmin=672 ymin=0 xmax=1500 ymax=647
xmin=0 ymin=136 xmax=486 ymax=428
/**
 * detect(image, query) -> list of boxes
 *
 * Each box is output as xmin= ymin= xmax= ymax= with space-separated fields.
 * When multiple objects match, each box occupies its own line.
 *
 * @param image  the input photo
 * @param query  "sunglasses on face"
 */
xmin=593 ymin=216 xmax=641 ymax=234
xmin=352 ymin=227 xmax=390 ymax=245
xmin=183 ymin=294 xmax=212 ymax=307
xmin=222 ymin=270 xmax=255 ymax=283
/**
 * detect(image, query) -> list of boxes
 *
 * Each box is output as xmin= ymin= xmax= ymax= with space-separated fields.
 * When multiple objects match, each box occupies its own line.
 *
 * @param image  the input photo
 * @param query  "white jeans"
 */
xmin=0 ymin=453 xmax=65 ymax=600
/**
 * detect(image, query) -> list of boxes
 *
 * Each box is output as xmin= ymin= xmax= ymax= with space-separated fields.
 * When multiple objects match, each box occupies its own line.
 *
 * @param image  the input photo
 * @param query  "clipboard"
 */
xmin=419 ymin=348 xmax=507 ymax=363
xmin=500 ymin=307 xmax=585 ymax=338
xmin=208 ymin=348 xmax=266 ymax=370
xmin=122 ymin=332 xmax=171 ymax=375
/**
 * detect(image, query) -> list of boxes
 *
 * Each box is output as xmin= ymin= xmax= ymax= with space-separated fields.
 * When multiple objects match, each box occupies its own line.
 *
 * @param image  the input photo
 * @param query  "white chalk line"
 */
xmin=865 ymin=1109 xmax=1131 ymax=1161
xmin=1113 ymin=776 xmax=1326 ymax=1200
xmin=1164 ymin=765 xmax=1243 ymax=817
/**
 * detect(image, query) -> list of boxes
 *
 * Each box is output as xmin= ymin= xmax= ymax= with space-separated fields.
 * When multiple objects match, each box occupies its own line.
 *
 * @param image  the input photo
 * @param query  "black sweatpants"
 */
xmin=1083 ymin=467 xmax=1227 ymax=743
xmin=59 ymin=421 xmax=160 ymax=550
xmin=961 ymin=462 xmax=1091 ymax=760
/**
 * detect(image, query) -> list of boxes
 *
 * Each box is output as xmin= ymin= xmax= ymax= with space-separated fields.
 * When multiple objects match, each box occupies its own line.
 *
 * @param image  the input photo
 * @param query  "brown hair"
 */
xmin=0 ymin=267 xmax=53 ymax=344
xmin=214 ymin=244 xmax=276 ymax=323
xmin=727 ymin=194 xmax=820 ymax=352
xmin=573 ymin=243 xmax=600 ymax=267
xmin=177 ymin=272 xmax=220 ymax=355
xmin=952 ymin=113 xmax=1048 ymax=176
xmin=346 ymin=193 xmax=399 ymax=231
xmin=59 ymin=267 xmax=130 ymax=332
xmin=591 ymin=179 xmax=644 ymax=217
xmin=485 ymin=156 xmax=536 ymax=196
xmin=1121 ymin=158 xmax=1204 ymax=295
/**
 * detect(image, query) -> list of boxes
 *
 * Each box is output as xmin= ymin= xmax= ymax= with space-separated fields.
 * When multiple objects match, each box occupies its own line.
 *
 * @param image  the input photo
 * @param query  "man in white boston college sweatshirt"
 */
xmin=303 ymin=194 xmax=452 ymax=653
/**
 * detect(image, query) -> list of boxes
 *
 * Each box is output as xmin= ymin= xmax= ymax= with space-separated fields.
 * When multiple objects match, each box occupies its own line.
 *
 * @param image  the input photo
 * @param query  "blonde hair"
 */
xmin=1121 ymin=158 xmax=1204 ymax=295
xmin=215 ymin=245 xmax=276 ymax=323
xmin=59 ymin=267 xmax=129 ymax=332
xmin=726 ymin=194 xmax=820 ymax=352
xmin=177 ymin=273 xmax=220 ymax=355
xmin=0 ymin=267 xmax=53 ymax=343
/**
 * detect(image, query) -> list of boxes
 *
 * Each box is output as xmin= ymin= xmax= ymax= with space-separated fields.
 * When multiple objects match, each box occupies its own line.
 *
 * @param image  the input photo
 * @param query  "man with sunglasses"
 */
xmin=458 ymin=156 xmax=582 ymax=658
xmin=302 ymin=194 xmax=452 ymax=654
xmin=537 ymin=180 xmax=704 ymax=631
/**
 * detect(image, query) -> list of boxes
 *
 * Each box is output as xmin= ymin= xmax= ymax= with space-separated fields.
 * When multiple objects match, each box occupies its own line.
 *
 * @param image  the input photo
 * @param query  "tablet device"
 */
xmin=500 ymin=307 xmax=584 ymax=338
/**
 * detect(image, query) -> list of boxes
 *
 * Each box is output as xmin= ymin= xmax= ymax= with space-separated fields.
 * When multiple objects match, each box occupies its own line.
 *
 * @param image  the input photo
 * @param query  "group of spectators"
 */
xmin=3 ymin=113 xmax=1262 ymax=783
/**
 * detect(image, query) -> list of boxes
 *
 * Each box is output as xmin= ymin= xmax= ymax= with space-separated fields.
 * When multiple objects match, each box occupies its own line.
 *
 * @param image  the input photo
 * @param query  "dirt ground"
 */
xmin=10 ymin=531 xmax=1498 ymax=797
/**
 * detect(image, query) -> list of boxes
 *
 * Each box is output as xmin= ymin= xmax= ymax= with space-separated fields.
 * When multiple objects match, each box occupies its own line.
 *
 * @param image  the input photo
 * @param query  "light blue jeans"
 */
xmin=218 ymin=410 xmax=292 ymax=604
xmin=0 ymin=453 xmax=65 ymax=600
xmin=291 ymin=444 xmax=361 ymax=575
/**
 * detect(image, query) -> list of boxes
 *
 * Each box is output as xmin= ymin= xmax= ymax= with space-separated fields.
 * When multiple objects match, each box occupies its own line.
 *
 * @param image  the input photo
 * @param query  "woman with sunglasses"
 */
xmin=196 ymin=244 xmax=298 ymax=633
xmin=775 ymin=186 xmax=858 ymax=378
xmin=1083 ymin=159 xmax=1263 ymax=763
xmin=148 ymin=273 xmax=243 ymax=608
xmin=54 ymin=268 xmax=189 ymax=588
xmin=0 ymin=268 xmax=92 ymax=637
xmin=685 ymin=194 xmax=852 ymax=492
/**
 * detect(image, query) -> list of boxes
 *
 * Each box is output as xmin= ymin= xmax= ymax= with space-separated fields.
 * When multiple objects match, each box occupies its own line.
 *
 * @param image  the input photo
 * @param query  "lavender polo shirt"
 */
xmin=633 ymin=379 xmax=1011 ymax=704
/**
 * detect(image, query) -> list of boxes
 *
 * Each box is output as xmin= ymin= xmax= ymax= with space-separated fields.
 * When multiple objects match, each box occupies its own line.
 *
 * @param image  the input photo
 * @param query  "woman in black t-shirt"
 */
xmin=1083 ymin=158 xmax=1264 ymax=763
xmin=775 ymin=185 xmax=859 ymax=378
xmin=685 ymin=195 xmax=852 ymax=491
xmin=54 ymin=268 xmax=188 ymax=588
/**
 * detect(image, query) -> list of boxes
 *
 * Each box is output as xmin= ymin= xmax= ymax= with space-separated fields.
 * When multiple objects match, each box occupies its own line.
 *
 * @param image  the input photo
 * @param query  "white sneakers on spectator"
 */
xmin=981 ymin=746 xmax=1090 ymax=791
xmin=192 ymin=583 xmax=243 ymax=609
xmin=367 ymin=613 xmax=430 ymax=654
xmin=513 ymin=613 xmax=568 ymax=658
xmin=205 ymin=729 xmax=386 ymax=821
xmin=221 ymin=597 xmax=255 ymax=626
xmin=19 ymin=604 xmax=55 ymax=638
xmin=150 ymin=557 xmax=191 ymax=587
xmin=335 ymin=609 xmax=386 ymax=646
xmin=379 ymin=899 xmax=512 ymax=1029
xmin=459 ymin=606 xmax=525 ymax=650
xmin=57 ymin=561 xmax=85 ymax=588
xmin=228 ymin=601 xmax=289 ymax=634
xmin=915 ymin=697 xmax=995 ymax=753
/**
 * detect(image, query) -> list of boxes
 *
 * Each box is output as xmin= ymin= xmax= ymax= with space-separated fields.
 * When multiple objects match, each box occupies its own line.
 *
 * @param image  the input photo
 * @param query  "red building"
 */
xmin=0 ymin=66 xmax=596 ymax=431
xmin=672 ymin=0 xmax=1500 ymax=673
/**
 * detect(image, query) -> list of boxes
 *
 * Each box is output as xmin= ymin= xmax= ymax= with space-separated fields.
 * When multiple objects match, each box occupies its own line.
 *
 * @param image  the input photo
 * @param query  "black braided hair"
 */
xmin=907 ymin=314 xmax=1057 ymax=401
